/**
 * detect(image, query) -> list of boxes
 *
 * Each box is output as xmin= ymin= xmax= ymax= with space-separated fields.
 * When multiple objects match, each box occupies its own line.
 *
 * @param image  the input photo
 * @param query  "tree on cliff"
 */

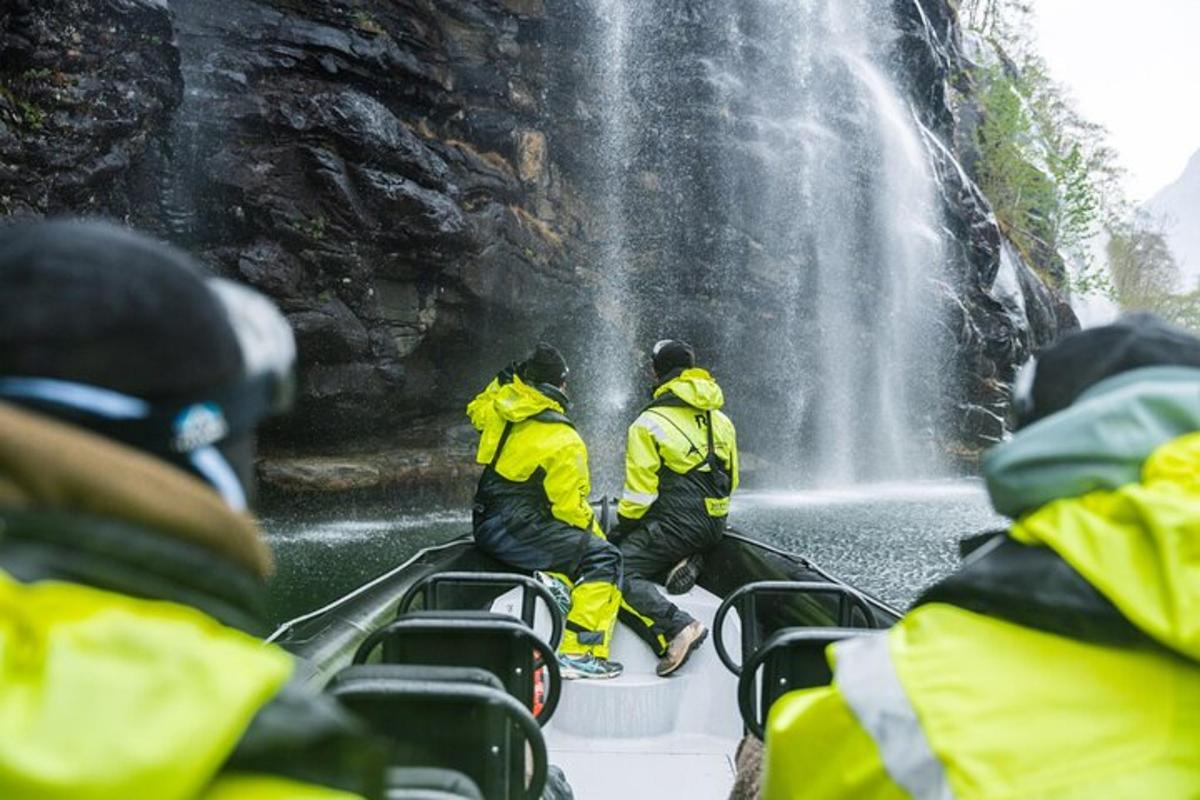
xmin=961 ymin=0 xmax=1138 ymax=302
xmin=1105 ymin=215 xmax=1200 ymax=331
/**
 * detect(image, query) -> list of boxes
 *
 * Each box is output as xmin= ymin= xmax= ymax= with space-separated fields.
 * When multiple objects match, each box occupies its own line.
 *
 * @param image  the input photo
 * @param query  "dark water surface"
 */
xmin=262 ymin=480 xmax=1005 ymax=626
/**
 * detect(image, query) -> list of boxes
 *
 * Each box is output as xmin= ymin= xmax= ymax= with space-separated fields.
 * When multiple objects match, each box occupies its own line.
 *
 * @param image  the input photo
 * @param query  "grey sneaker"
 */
xmin=558 ymin=652 xmax=624 ymax=680
xmin=664 ymin=553 xmax=704 ymax=595
xmin=534 ymin=570 xmax=572 ymax=617
xmin=656 ymin=620 xmax=708 ymax=677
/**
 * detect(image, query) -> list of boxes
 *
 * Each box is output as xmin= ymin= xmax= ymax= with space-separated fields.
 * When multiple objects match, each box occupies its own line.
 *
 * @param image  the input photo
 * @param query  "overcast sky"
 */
xmin=1035 ymin=0 xmax=1200 ymax=203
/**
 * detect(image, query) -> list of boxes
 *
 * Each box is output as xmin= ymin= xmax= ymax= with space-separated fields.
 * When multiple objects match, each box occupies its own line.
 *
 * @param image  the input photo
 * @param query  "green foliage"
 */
xmin=353 ymin=10 xmax=385 ymax=36
xmin=0 ymin=81 xmax=46 ymax=131
xmin=1104 ymin=216 xmax=1200 ymax=331
xmin=973 ymin=66 xmax=1061 ymax=277
xmin=962 ymin=0 xmax=1197 ymax=324
xmin=1155 ymin=289 xmax=1200 ymax=333
xmin=18 ymin=99 xmax=45 ymax=130
xmin=293 ymin=214 xmax=328 ymax=241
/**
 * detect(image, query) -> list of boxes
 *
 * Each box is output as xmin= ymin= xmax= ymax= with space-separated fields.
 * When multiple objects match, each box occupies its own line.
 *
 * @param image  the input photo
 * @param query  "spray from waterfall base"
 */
xmin=571 ymin=0 xmax=952 ymax=488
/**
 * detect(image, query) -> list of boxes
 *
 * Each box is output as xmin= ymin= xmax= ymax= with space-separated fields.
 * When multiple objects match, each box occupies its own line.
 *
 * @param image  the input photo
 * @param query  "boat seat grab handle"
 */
xmin=328 ymin=671 xmax=548 ymax=800
xmin=714 ymin=581 xmax=878 ymax=675
xmin=737 ymin=627 xmax=862 ymax=739
xmin=352 ymin=617 xmax=563 ymax=727
xmin=397 ymin=571 xmax=565 ymax=649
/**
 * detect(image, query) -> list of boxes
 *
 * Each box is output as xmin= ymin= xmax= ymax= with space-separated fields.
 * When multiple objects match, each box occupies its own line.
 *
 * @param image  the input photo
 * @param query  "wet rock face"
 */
xmin=162 ymin=0 xmax=590 ymax=441
xmin=893 ymin=0 xmax=1078 ymax=446
xmin=0 ymin=0 xmax=181 ymax=220
xmin=3 ymin=0 xmax=590 ymax=451
xmin=1 ymin=0 xmax=1074 ymax=485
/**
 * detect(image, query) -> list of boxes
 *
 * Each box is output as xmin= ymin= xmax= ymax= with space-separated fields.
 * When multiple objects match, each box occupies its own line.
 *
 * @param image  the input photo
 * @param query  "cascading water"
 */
xmin=579 ymin=0 xmax=638 ymax=483
xmin=576 ymin=0 xmax=950 ymax=486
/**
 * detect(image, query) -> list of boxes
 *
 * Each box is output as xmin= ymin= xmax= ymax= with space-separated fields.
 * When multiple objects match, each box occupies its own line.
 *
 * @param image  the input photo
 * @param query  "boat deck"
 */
xmin=541 ymin=585 xmax=741 ymax=799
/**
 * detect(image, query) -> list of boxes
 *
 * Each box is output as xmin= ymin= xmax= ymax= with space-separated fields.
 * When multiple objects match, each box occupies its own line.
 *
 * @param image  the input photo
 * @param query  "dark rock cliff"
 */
xmin=894 ymin=0 xmax=1078 ymax=451
xmin=0 ymin=0 xmax=1075 ymax=492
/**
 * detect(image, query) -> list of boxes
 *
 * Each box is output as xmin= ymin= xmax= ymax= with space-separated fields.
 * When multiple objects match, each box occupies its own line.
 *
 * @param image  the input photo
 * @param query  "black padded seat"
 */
xmin=353 ymin=611 xmax=561 ymax=725
xmin=327 ymin=663 xmax=547 ymax=800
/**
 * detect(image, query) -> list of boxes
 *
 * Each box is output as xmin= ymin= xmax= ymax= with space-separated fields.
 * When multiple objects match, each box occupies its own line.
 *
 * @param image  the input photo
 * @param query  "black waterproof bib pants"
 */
xmin=618 ymin=405 xmax=731 ymax=655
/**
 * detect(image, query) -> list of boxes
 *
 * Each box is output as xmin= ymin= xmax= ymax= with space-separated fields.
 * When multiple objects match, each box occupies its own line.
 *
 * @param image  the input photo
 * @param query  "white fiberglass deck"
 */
xmin=497 ymin=584 xmax=743 ymax=800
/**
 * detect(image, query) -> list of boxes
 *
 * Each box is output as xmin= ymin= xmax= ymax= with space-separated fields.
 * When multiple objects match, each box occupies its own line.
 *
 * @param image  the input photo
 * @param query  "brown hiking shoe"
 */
xmin=656 ymin=620 xmax=709 ymax=677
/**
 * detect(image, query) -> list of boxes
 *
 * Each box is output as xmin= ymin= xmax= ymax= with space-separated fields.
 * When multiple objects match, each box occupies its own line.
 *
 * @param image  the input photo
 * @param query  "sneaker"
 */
xmin=558 ymin=652 xmax=624 ymax=680
xmin=656 ymin=620 xmax=708 ymax=677
xmin=664 ymin=553 xmax=704 ymax=595
xmin=534 ymin=570 xmax=572 ymax=617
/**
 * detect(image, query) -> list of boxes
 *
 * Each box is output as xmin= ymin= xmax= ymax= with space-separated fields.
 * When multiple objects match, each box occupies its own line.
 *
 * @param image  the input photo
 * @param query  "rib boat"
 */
xmin=268 ymin=499 xmax=900 ymax=800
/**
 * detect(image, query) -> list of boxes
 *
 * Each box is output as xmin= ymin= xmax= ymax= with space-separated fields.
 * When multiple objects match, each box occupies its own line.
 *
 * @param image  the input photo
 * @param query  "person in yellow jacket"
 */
xmin=763 ymin=313 xmax=1200 ymax=799
xmin=0 ymin=220 xmax=384 ymax=800
xmin=468 ymin=343 xmax=624 ymax=680
xmin=614 ymin=340 xmax=738 ymax=676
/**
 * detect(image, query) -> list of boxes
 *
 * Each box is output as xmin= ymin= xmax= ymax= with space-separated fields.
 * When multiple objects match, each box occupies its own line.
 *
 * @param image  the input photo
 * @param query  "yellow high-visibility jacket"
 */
xmin=618 ymin=368 xmax=738 ymax=523
xmin=764 ymin=367 xmax=1200 ymax=799
xmin=0 ymin=402 xmax=371 ymax=800
xmin=468 ymin=372 xmax=601 ymax=534
xmin=0 ymin=571 xmax=364 ymax=800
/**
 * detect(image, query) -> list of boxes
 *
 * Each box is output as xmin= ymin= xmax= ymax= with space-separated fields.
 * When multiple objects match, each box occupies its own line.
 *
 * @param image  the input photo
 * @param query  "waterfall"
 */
xmin=576 ymin=0 xmax=950 ymax=486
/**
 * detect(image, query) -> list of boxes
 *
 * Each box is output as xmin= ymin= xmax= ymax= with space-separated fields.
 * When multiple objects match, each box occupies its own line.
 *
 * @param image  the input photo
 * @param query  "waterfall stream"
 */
xmin=577 ymin=0 xmax=950 ymax=486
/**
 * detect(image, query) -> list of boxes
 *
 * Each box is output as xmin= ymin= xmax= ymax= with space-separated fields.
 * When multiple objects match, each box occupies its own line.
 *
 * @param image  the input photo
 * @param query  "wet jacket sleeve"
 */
xmin=618 ymin=418 xmax=662 ymax=520
xmin=542 ymin=436 xmax=599 ymax=532
xmin=466 ymin=378 xmax=500 ymax=432
xmin=466 ymin=364 xmax=520 ymax=431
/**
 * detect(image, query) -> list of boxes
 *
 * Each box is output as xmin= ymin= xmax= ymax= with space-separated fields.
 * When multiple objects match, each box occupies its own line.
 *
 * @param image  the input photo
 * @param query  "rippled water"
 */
xmin=262 ymin=480 xmax=1006 ymax=624
xmin=731 ymin=481 xmax=1006 ymax=609
xmin=262 ymin=509 xmax=470 ymax=625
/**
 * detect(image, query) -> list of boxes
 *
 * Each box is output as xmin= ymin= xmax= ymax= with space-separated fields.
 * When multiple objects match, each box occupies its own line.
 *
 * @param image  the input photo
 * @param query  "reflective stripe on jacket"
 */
xmin=618 ymin=368 xmax=738 ymax=521
xmin=764 ymin=367 xmax=1200 ymax=799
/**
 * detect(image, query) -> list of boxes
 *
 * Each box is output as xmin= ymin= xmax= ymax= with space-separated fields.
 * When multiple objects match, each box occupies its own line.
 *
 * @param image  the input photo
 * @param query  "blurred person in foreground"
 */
xmin=0 ymin=220 xmax=383 ymax=800
xmin=762 ymin=313 xmax=1200 ymax=798
xmin=468 ymin=344 xmax=624 ymax=680
xmin=614 ymin=339 xmax=738 ymax=676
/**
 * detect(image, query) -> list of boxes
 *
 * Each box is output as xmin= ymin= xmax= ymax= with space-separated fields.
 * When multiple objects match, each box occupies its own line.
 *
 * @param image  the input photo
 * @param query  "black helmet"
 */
xmin=1012 ymin=313 xmax=1200 ymax=428
xmin=0 ymin=219 xmax=295 ymax=510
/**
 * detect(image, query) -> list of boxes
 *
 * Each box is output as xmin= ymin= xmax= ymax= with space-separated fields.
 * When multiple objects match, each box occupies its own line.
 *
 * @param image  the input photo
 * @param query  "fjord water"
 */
xmin=263 ymin=482 xmax=1004 ymax=624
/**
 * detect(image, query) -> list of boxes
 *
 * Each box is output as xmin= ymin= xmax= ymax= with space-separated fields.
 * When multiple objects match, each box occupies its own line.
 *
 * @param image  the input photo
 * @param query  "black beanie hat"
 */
xmin=652 ymin=339 xmax=696 ymax=378
xmin=521 ymin=342 xmax=569 ymax=386
xmin=0 ymin=219 xmax=244 ymax=400
xmin=1016 ymin=312 xmax=1200 ymax=427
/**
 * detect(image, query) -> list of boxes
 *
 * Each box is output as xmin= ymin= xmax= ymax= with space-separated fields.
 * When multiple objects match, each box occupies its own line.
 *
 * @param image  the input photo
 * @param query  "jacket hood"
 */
xmin=493 ymin=376 xmax=566 ymax=423
xmin=984 ymin=366 xmax=1200 ymax=660
xmin=467 ymin=374 xmax=570 ymax=466
xmin=984 ymin=366 xmax=1200 ymax=518
xmin=654 ymin=368 xmax=724 ymax=411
